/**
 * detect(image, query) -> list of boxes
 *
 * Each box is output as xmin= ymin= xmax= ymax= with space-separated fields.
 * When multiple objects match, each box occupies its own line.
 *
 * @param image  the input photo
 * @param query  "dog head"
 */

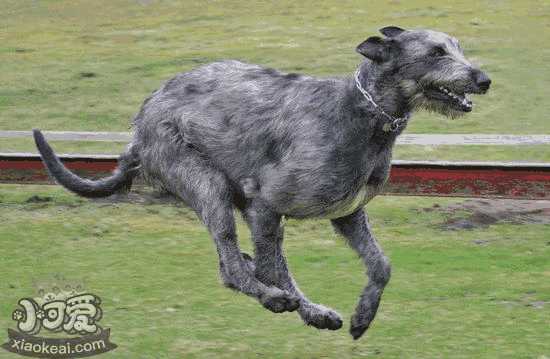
xmin=356 ymin=26 xmax=491 ymax=118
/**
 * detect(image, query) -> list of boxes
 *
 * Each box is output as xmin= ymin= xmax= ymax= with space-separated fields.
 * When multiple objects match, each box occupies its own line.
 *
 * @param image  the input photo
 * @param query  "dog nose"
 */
xmin=473 ymin=70 xmax=491 ymax=92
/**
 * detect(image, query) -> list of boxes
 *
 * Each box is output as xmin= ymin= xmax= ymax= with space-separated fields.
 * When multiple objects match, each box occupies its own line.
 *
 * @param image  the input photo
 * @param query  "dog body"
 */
xmin=133 ymin=60 xmax=400 ymax=220
xmin=34 ymin=26 xmax=490 ymax=339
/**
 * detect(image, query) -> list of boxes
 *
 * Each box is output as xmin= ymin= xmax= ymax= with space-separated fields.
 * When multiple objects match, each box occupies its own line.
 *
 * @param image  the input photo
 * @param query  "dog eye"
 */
xmin=431 ymin=46 xmax=446 ymax=57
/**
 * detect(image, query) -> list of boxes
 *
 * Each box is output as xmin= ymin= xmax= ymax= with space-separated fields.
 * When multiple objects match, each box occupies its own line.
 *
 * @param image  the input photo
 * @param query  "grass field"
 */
xmin=0 ymin=185 xmax=548 ymax=358
xmin=1 ymin=0 xmax=550 ymax=159
xmin=1 ymin=1 xmax=549 ymax=358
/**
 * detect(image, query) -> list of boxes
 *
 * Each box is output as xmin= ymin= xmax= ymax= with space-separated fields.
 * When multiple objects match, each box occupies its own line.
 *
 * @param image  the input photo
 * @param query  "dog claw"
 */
xmin=260 ymin=289 xmax=301 ymax=313
xmin=350 ymin=325 xmax=368 ymax=340
xmin=349 ymin=314 xmax=372 ymax=340
xmin=300 ymin=303 xmax=343 ymax=330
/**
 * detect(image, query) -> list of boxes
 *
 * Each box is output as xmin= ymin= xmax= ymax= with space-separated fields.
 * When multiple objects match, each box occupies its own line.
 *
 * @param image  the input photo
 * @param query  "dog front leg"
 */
xmin=332 ymin=208 xmax=391 ymax=340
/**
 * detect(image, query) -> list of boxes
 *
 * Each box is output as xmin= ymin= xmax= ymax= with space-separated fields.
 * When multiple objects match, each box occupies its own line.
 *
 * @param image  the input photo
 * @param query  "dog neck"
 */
xmin=350 ymin=60 xmax=412 ymax=123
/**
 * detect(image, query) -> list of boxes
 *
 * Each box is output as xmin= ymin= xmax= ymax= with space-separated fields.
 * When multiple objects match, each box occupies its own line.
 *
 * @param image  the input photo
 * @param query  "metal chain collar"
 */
xmin=354 ymin=69 xmax=409 ymax=132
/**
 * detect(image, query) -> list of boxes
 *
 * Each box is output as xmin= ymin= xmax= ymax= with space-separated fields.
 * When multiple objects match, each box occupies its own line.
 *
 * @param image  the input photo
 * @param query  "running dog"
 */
xmin=34 ymin=26 xmax=491 ymax=339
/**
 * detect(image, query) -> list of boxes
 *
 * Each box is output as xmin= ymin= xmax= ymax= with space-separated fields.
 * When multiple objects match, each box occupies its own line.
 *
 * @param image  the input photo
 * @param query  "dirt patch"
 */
xmin=25 ymin=195 xmax=53 ymax=203
xmin=495 ymin=292 xmax=549 ymax=310
xmin=79 ymin=71 xmax=97 ymax=78
xmin=424 ymin=199 xmax=550 ymax=230
xmin=91 ymin=187 xmax=181 ymax=205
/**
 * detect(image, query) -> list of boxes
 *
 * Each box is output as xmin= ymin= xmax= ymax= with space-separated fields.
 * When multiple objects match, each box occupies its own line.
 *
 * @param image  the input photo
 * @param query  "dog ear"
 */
xmin=379 ymin=26 xmax=405 ymax=38
xmin=356 ymin=36 xmax=393 ymax=62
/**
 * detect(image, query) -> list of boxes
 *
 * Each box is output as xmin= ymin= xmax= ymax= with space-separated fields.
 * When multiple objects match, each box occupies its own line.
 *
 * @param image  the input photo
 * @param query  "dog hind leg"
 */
xmin=161 ymin=149 xmax=300 ymax=313
xmin=243 ymin=200 xmax=343 ymax=330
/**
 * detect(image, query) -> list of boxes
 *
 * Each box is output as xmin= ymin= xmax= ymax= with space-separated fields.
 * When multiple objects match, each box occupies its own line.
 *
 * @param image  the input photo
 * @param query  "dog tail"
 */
xmin=33 ymin=129 xmax=141 ymax=198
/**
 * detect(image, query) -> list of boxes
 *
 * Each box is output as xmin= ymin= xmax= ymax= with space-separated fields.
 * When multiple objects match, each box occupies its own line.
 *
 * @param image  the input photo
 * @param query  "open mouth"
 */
xmin=426 ymin=86 xmax=473 ymax=112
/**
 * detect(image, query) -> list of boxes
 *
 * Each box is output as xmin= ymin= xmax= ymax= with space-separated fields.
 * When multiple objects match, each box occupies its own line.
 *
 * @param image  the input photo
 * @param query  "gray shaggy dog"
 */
xmin=34 ymin=26 xmax=490 ymax=339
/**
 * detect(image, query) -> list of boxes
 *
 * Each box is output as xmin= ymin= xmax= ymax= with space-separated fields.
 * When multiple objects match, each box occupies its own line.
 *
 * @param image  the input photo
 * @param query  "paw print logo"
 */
xmin=12 ymin=309 xmax=24 ymax=322
xmin=36 ymin=309 xmax=46 ymax=321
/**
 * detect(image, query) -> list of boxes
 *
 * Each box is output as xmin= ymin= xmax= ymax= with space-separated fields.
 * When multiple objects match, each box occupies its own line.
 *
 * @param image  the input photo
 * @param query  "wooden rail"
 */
xmin=1 ymin=153 xmax=549 ymax=199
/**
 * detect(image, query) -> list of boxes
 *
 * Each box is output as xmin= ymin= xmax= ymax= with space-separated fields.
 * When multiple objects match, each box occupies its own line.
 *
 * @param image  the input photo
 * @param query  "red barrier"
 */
xmin=388 ymin=161 xmax=550 ymax=199
xmin=1 ymin=153 xmax=549 ymax=199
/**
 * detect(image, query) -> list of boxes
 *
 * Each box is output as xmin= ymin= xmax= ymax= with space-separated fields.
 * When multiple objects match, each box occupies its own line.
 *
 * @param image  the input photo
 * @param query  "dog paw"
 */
xmin=260 ymin=288 xmax=301 ymax=313
xmin=349 ymin=313 xmax=372 ymax=340
xmin=300 ymin=303 xmax=343 ymax=330
xmin=219 ymin=254 xmax=255 ymax=289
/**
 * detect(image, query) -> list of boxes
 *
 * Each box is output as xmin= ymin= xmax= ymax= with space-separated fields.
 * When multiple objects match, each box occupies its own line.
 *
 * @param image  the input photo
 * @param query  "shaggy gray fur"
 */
xmin=33 ymin=26 xmax=490 ymax=339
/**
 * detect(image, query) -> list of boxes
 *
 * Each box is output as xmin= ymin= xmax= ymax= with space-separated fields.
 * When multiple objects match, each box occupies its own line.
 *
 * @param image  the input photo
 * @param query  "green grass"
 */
xmin=393 ymin=145 xmax=550 ymax=162
xmin=0 ymin=138 xmax=129 ymax=155
xmin=1 ymin=0 xmax=550 ymax=160
xmin=0 ymin=184 xmax=548 ymax=358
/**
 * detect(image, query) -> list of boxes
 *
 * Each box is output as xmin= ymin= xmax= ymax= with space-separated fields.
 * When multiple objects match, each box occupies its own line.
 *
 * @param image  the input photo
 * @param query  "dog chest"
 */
xmin=319 ymin=150 xmax=391 ymax=219
xmin=321 ymin=183 xmax=380 ymax=219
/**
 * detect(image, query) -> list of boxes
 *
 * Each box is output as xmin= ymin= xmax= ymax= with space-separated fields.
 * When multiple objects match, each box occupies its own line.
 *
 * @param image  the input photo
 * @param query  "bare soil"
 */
xmin=424 ymin=198 xmax=550 ymax=230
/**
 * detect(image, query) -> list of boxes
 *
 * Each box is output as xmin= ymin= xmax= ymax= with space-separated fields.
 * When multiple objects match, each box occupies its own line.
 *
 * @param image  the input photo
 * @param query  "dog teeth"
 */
xmin=461 ymin=98 xmax=472 ymax=108
xmin=439 ymin=86 xmax=472 ymax=108
xmin=439 ymin=86 xmax=457 ymax=97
